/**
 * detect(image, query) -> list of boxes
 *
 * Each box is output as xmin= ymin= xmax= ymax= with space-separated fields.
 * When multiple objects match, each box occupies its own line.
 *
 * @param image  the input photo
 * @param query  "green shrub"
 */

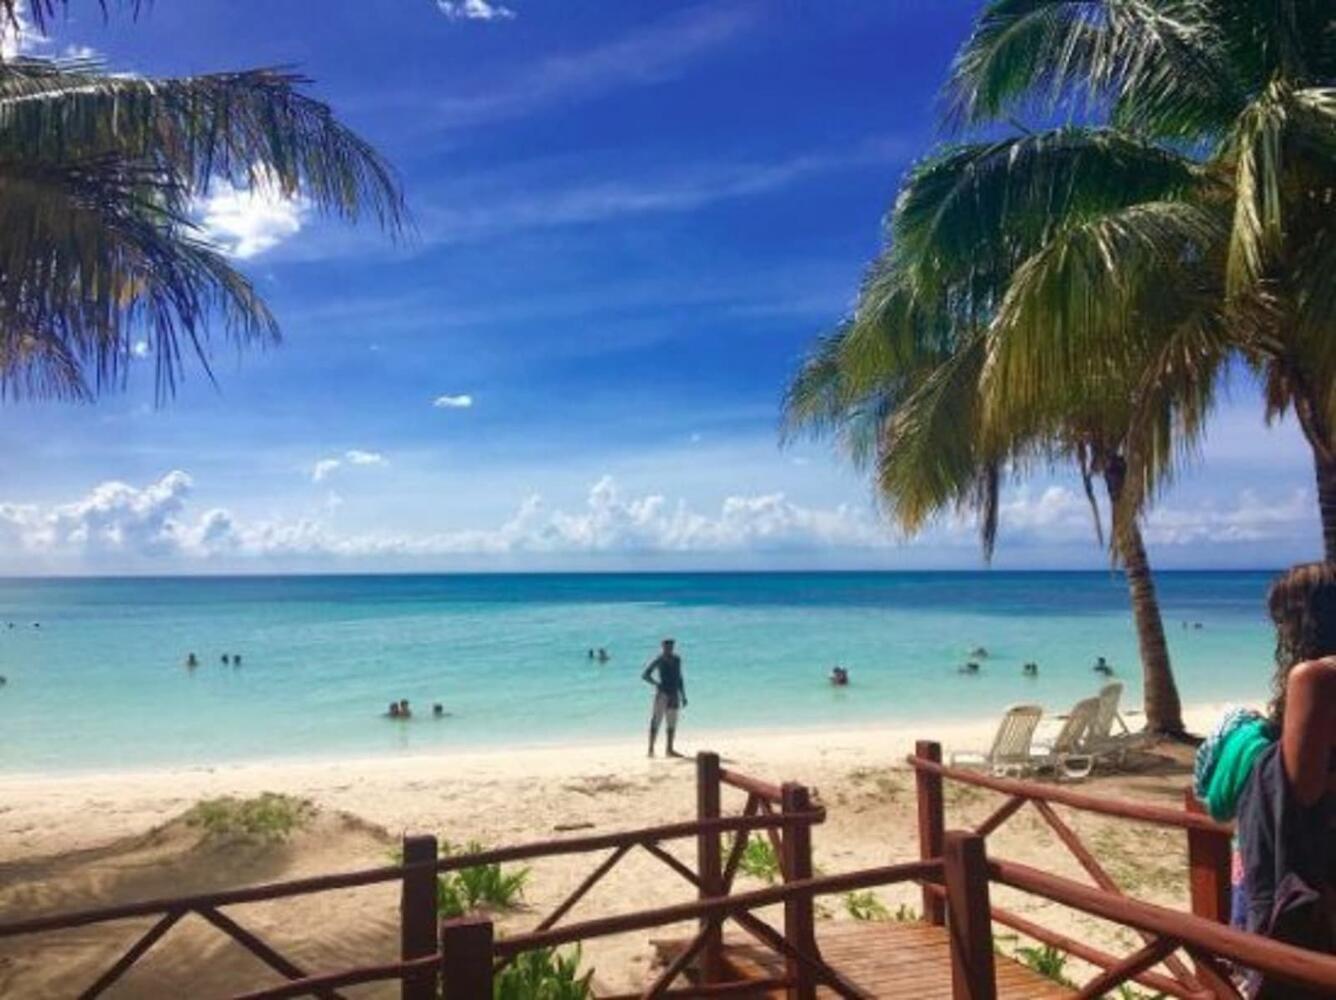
xmin=184 ymin=793 xmax=314 ymax=842
xmin=843 ymin=890 xmax=890 ymax=921
xmin=444 ymin=840 xmax=530 ymax=912
xmin=390 ymin=839 xmax=530 ymax=918
xmin=1015 ymin=944 xmax=1075 ymax=987
xmin=492 ymin=946 xmax=592 ymax=1000
xmin=1111 ymin=987 xmax=1165 ymax=1000
xmin=723 ymin=833 xmax=781 ymax=884
xmin=891 ymin=903 xmax=920 ymax=923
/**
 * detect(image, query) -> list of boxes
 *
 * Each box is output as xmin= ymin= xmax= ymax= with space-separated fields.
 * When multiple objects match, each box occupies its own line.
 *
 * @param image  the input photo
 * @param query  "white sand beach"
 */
xmin=0 ymin=704 xmax=1242 ymax=997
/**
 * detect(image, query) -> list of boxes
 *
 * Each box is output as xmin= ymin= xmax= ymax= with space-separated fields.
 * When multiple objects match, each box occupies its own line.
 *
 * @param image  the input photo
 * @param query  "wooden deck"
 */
xmin=654 ymin=921 xmax=1076 ymax=998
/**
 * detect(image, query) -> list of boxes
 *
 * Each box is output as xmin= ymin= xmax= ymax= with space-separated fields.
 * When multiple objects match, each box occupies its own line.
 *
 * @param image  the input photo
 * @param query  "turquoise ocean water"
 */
xmin=0 ymin=572 xmax=1281 ymax=774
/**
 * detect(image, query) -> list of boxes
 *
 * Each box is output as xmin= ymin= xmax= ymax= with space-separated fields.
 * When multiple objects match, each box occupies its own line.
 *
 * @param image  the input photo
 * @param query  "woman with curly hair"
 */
xmin=1228 ymin=564 xmax=1336 ymax=996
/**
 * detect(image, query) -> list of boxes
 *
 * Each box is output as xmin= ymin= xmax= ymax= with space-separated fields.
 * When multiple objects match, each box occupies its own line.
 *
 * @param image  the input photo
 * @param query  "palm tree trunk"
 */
xmin=1313 ymin=450 xmax=1336 ymax=563
xmin=1103 ymin=455 xmax=1185 ymax=736
xmin=1286 ymin=377 xmax=1336 ymax=562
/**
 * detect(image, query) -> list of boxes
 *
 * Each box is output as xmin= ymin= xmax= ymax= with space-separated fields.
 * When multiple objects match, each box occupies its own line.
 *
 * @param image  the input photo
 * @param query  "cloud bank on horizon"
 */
xmin=0 ymin=471 xmax=1317 ymax=574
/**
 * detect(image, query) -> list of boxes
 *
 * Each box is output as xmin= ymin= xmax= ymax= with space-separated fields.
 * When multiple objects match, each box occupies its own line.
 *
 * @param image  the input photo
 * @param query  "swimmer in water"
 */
xmin=969 ymin=646 xmax=989 ymax=658
xmin=829 ymin=666 xmax=849 ymax=686
xmin=398 ymin=698 xmax=412 ymax=718
xmin=597 ymin=648 xmax=610 ymax=663
xmin=386 ymin=701 xmax=401 ymax=719
xmin=233 ymin=654 xmax=242 ymax=666
xmin=185 ymin=653 xmax=199 ymax=668
xmin=221 ymin=653 xmax=230 ymax=665
xmin=1023 ymin=662 xmax=1038 ymax=676
xmin=960 ymin=661 xmax=981 ymax=674
xmin=1093 ymin=656 xmax=1114 ymax=676
xmin=433 ymin=703 xmax=445 ymax=718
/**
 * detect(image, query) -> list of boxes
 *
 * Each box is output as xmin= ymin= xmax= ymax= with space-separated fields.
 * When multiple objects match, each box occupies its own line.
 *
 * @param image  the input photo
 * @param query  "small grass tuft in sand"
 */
xmin=184 ymin=793 xmax=315 ymax=843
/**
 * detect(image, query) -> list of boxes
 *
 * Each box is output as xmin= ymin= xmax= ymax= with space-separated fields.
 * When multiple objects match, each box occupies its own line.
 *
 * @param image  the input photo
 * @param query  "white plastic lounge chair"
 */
xmin=1033 ymin=697 xmax=1098 ymax=779
xmin=1081 ymin=682 xmax=1151 ymax=765
xmin=949 ymin=704 xmax=1044 ymax=777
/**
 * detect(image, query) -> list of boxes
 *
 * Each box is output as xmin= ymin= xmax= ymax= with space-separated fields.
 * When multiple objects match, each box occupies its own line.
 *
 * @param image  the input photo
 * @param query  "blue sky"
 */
xmin=0 ymin=0 xmax=1320 ymax=573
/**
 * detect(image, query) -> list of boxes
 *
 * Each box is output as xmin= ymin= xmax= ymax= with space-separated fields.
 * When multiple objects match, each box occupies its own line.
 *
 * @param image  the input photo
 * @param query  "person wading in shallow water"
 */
xmin=642 ymin=638 xmax=687 ymax=758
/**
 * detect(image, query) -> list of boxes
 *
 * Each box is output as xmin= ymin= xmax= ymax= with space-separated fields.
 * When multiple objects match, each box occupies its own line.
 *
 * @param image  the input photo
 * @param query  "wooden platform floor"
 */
xmin=654 ymin=921 xmax=1075 ymax=998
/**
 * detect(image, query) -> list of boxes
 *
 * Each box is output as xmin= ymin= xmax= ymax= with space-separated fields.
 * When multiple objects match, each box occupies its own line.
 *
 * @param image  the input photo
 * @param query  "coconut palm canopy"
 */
xmin=783 ymin=0 xmax=1336 ymax=733
xmin=948 ymin=0 xmax=1336 ymax=554
xmin=0 ymin=0 xmax=407 ymax=401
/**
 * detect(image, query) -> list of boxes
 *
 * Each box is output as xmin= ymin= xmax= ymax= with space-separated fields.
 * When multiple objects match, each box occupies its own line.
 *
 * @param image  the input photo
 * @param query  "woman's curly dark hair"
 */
xmin=1266 ymin=562 xmax=1336 ymax=728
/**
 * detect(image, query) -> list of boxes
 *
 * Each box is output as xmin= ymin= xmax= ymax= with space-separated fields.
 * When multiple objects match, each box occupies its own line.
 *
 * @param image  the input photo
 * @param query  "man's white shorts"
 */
xmin=651 ymin=690 xmax=679 ymax=727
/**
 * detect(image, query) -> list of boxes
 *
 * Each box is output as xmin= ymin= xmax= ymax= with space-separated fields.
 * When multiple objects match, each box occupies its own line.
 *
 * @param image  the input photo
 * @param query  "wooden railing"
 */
xmin=907 ymin=739 xmax=1336 ymax=1000
xmin=4 ymin=743 xmax=1334 ymax=999
xmin=0 ymin=755 xmax=830 ymax=1000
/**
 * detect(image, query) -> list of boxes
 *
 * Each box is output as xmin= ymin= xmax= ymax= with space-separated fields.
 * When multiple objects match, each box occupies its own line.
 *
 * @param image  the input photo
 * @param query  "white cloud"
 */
xmin=434 ymin=4 xmax=753 ymax=127
xmin=311 ymin=459 xmax=343 ymax=484
xmin=0 ymin=471 xmax=197 ymax=560
xmin=433 ymin=394 xmax=474 ymax=409
xmin=437 ymin=0 xmax=514 ymax=21
xmin=311 ymin=450 xmax=388 ymax=483
xmin=422 ymin=139 xmax=908 ymax=244
xmin=344 ymin=450 xmax=386 ymax=467
xmin=196 ymin=175 xmax=307 ymax=258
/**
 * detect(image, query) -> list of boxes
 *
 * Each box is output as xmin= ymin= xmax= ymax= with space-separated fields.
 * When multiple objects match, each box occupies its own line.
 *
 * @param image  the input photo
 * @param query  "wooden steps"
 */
xmin=650 ymin=920 xmax=1077 ymax=998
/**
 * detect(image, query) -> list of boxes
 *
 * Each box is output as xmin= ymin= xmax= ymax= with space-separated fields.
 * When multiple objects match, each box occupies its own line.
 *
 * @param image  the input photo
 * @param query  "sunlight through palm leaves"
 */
xmin=0 ymin=0 xmax=407 ymax=401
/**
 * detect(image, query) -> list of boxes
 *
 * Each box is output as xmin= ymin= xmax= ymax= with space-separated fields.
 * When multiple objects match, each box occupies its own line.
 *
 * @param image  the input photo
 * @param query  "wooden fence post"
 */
xmin=943 ymin=830 xmax=996 ymax=1000
xmin=1184 ymin=789 xmax=1230 ymax=924
xmin=696 ymin=751 xmax=724 ymax=983
xmin=401 ymin=834 xmax=438 ymax=1000
xmin=440 ymin=915 xmax=493 ymax=1000
xmin=915 ymin=740 xmax=946 ymax=925
xmin=781 ymin=782 xmax=817 ymax=1000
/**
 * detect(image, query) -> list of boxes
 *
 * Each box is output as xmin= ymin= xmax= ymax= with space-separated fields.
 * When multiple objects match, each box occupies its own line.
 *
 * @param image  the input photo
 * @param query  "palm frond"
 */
xmin=890 ymin=128 xmax=1201 ymax=311
xmin=945 ymin=0 xmax=1242 ymax=140
xmin=0 ymin=153 xmax=277 ymax=398
xmin=983 ymin=199 xmax=1227 ymax=429
xmin=0 ymin=61 xmax=407 ymax=233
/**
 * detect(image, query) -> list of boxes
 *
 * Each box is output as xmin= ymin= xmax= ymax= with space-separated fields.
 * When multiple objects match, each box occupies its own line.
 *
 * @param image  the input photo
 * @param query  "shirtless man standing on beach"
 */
xmin=642 ymin=638 xmax=687 ymax=758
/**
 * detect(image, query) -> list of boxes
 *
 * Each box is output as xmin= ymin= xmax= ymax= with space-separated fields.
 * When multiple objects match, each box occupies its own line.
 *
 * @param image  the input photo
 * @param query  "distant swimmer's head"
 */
xmin=388 ymin=702 xmax=400 ymax=717
xmin=0 ymin=675 xmax=6 ymax=685
xmin=433 ymin=703 xmax=444 ymax=717
xmin=398 ymin=698 xmax=411 ymax=717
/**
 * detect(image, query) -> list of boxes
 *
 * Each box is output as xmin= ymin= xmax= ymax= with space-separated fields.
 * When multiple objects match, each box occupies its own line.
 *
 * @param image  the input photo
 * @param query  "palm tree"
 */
xmin=785 ymin=127 xmax=1200 ymax=734
xmin=0 ymin=0 xmax=407 ymax=400
xmin=945 ymin=0 xmax=1336 ymax=559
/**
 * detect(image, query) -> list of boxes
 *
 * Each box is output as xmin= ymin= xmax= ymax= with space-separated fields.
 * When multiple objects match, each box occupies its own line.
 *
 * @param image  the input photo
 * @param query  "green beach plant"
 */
xmin=1014 ymin=943 xmax=1075 ymax=988
xmin=842 ymin=890 xmax=890 ymax=921
xmin=723 ymin=833 xmax=782 ymax=884
xmin=0 ymin=0 xmax=405 ymax=402
xmin=389 ymin=839 xmax=530 ymax=918
xmin=491 ymin=946 xmax=593 ymax=1000
xmin=184 ymin=793 xmax=314 ymax=843
xmin=445 ymin=840 xmax=530 ymax=912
